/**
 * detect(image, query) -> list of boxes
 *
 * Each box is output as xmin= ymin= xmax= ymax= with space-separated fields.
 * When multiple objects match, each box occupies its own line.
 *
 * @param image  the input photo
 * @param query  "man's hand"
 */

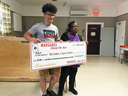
xmin=55 ymin=37 xmax=63 ymax=42
xmin=31 ymin=38 xmax=41 ymax=43
xmin=24 ymin=31 xmax=41 ymax=43
xmin=59 ymin=39 xmax=63 ymax=43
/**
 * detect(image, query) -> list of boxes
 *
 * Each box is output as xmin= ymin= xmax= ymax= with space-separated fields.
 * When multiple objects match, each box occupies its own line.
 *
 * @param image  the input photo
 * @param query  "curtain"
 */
xmin=0 ymin=1 xmax=11 ymax=36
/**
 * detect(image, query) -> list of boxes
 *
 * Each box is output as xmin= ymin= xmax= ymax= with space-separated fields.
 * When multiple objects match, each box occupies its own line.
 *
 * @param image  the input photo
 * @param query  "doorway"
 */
xmin=115 ymin=21 xmax=126 ymax=57
xmin=86 ymin=22 xmax=104 ymax=55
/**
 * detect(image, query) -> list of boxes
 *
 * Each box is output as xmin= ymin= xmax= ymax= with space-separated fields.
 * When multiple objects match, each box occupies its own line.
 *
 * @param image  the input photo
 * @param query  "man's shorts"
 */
xmin=39 ymin=67 xmax=60 ymax=78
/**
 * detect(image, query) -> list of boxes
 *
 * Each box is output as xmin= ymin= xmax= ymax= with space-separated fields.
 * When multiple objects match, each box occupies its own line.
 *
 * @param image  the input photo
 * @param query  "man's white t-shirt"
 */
xmin=28 ymin=22 xmax=59 ymax=42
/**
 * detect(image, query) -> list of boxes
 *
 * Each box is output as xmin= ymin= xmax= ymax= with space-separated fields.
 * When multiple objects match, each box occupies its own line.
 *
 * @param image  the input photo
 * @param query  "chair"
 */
xmin=119 ymin=45 xmax=128 ymax=64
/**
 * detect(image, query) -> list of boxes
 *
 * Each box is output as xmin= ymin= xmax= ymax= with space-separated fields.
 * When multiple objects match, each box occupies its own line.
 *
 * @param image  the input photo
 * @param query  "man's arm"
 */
xmin=23 ymin=31 xmax=41 ymax=43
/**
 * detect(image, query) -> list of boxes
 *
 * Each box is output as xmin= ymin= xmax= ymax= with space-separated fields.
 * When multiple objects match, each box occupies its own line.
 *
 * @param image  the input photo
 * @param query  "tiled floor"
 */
xmin=0 ymin=56 xmax=128 ymax=96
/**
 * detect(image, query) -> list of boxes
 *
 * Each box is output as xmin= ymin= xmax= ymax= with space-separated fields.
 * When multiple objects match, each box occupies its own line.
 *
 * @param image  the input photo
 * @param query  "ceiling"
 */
xmin=15 ymin=0 xmax=128 ymax=6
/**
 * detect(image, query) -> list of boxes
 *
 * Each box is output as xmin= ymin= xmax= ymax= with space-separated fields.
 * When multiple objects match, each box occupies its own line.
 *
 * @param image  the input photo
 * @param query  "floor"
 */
xmin=0 ymin=56 xmax=128 ymax=96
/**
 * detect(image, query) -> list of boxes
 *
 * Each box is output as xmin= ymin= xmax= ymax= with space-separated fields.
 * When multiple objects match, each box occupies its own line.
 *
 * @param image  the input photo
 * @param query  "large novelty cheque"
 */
xmin=30 ymin=41 xmax=86 ymax=71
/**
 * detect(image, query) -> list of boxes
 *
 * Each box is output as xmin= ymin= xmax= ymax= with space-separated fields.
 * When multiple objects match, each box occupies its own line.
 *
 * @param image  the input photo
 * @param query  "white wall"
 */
xmin=3 ymin=0 xmax=128 ymax=17
xmin=22 ymin=5 xmax=71 ymax=17
xmin=2 ymin=0 xmax=22 ymax=15
xmin=22 ymin=6 xmax=42 ymax=16
xmin=22 ymin=5 xmax=118 ymax=17
xmin=118 ymin=1 xmax=128 ymax=16
xmin=86 ymin=6 xmax=117 ymax=17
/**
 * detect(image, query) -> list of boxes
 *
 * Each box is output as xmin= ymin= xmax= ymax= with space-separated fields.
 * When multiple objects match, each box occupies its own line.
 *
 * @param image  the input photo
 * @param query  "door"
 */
xmin=115 ymin=21 xmax=126 ymax=57
xmin=101 ymin=27 xmax=114 ymax=56
xmin=87 ymin=25 xmax=101 ymax=55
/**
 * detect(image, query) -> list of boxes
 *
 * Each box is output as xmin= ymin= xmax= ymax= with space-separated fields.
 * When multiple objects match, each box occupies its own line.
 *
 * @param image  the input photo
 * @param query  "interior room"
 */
xmin=0 ymin=0 xmax=128 ymax=96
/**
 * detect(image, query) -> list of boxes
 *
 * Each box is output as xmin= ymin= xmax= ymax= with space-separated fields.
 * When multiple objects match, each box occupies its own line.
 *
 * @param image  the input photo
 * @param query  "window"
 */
xmin=0 ymin=1 xmax=11 ymax=36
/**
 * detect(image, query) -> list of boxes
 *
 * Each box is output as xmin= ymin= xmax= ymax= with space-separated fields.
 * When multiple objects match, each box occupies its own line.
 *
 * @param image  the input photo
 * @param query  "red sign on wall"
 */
xmin=93 ymin=12 xmax=99 ymax=16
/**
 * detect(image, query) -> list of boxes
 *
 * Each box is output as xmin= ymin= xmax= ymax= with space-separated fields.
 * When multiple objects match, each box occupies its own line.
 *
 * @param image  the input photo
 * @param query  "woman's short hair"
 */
xmin=42 ymin=3 xmax=57 ymax=14
xmin=68 ymin=20 xmax=77 ymax=32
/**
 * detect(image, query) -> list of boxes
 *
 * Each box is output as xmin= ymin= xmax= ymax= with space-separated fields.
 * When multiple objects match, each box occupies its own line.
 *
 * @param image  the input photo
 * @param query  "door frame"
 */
xmin=86 ymin=22 xmax=104 ymax=55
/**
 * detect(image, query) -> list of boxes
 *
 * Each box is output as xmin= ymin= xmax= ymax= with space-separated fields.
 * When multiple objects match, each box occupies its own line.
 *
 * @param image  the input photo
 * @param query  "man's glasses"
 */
xmin=45 ymin=13 xmax=56 ymax=17
xmin=72 ymin=26 xmax=78 ymax=28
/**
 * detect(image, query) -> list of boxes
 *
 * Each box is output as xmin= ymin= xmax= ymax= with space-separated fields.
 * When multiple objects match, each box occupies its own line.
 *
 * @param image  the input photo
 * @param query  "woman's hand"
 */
xmin=86 ymin=41 xmax=89 ymax=45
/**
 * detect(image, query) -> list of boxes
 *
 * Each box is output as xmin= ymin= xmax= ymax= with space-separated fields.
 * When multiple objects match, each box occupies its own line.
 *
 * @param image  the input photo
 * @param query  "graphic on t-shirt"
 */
xmin=43 ymin=30 xmax=55 ymax=38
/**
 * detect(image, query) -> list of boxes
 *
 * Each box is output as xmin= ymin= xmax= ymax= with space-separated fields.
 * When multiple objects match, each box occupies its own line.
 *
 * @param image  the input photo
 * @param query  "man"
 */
xmin=24 ymin=3 xmax=62 ymax=96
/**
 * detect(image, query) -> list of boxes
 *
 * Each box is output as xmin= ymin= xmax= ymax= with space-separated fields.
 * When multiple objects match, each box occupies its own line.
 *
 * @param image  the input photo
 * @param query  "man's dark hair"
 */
xmin=42 ymin=3 xmax=57 ymax=14
xmin=68 ymin=20 xmax=77 ymax=32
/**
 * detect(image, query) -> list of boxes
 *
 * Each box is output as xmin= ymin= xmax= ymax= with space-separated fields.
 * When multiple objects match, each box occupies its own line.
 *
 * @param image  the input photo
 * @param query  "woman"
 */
xmin=58 ymin=20 xmax=88 ymax=96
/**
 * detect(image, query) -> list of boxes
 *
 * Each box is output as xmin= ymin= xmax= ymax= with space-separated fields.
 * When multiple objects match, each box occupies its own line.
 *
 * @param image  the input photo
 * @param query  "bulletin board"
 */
xmin=13 ymin=13 xmax=22 ymax=32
